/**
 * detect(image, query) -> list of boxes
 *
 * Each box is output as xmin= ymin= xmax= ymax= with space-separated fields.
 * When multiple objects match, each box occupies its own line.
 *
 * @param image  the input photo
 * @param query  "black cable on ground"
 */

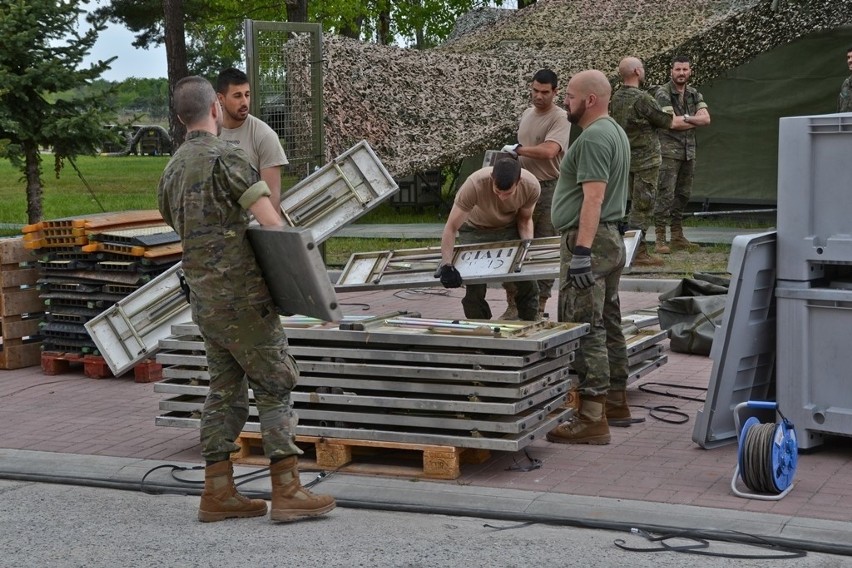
xmin=6 ymin=470 xmax=852 ymax=557
xmin=615 ymin=527 xmax=807 ymax=560
xmin=638 ymin=381 xmax=706 ymax=403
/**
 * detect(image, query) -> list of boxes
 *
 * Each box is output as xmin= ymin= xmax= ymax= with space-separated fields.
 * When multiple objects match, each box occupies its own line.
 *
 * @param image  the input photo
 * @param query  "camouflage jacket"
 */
xmin=654 ymin=80 xmax=708 ymax=161
xmin=158 ymin=130 xmax=272 ymax=308
xmin=839 ymin=75 xmax=852 ymax=112
xmin=610 ymin=85 xmax=672 ymax=172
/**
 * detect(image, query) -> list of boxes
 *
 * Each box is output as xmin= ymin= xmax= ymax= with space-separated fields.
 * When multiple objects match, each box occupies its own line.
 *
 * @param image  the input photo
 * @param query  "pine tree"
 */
xmin=0 ymin=0 xmax=117 ymax=223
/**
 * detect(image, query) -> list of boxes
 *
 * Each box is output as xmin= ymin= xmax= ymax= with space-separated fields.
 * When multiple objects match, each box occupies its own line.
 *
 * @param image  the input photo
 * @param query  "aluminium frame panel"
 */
xmin=155 ymin=406 xmax=571 ymax=452
xmin=159 ymin=386 xmax=569 ymax=433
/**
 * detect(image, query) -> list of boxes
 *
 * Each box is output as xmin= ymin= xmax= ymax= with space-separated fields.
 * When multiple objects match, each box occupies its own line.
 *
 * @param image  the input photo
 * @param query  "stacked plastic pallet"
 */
xmin=21 ymin=211 xmax=181 ymax=357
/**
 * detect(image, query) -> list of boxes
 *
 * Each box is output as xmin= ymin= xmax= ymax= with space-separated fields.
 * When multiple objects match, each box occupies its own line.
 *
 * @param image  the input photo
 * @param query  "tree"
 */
xmin=0 ymin=0 xmax=117 ymax=223
xmin=162 ymin=0 xmax=189 ymax=147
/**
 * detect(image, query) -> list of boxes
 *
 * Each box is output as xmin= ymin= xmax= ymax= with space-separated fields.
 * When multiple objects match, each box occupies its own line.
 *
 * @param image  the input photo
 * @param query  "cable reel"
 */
xmin=731 ymin=401 xmax=798 ymax=500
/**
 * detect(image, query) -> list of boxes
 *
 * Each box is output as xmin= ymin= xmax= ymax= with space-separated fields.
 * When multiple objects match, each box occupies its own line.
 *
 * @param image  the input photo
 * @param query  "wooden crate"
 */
xmin=1 ymin=237 xmax=43 ymax=369
xmin=231 ymin=431 xmax=491 ymax=480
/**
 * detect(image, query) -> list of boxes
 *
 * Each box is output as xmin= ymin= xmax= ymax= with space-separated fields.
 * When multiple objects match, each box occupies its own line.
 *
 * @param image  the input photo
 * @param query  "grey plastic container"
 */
xmin=775 ymin=281 xmax=852 ymax=449
xmin=776 ymin=113 xmax=852 ymax=281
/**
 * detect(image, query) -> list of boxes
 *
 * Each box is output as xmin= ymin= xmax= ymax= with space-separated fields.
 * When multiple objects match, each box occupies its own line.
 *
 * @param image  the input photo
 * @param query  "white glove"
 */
xmin=500 ymin=143 xmax=521 ymax=158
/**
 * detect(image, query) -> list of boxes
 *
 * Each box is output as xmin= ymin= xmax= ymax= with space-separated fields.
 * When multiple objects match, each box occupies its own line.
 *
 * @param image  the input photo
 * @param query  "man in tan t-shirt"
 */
xmin=501 ymin=69 xmax=571 ymax=319
xmin=216 ymin=68 xmax=289 ymax=210
xmin=436 ymin=158 xmax=541 ymax=321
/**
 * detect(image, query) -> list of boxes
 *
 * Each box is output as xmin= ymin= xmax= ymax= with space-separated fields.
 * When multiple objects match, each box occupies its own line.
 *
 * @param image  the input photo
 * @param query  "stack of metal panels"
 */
xmin=154 ymin=316 xmax=588 ymax=452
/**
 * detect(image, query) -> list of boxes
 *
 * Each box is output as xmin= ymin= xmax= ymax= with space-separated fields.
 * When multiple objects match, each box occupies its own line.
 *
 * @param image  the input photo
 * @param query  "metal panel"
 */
xmin=85 ymin=267 xmax=192 ymax=376
xmin=86 ymin=141 xmax=398 ymax=375
xmin=294 ymin=355 xmax=569 ymax=384
xmin=280 ymin=141 xmax=398 ymax=234
xmin=160 ymin=390 xmax=567 ymax=434
xmin=692 ymin=232 xmax=777 ymax=449
xmin=246 ymin=226 xmax=342 ymax=322
xmin=159 ymin=379 xmax=573 ymax=415
xmin=281 ymin=321 xmax=589 ymax=353
xmin=335 ymin=230 xmax=642 ymax=291
xmin=157 ymin=366 xmax=572 ymax=400
xmin=167 ymin=319 xmax=588 ymax=353
xmin=155 ymin=406 xmax=571 ymax=452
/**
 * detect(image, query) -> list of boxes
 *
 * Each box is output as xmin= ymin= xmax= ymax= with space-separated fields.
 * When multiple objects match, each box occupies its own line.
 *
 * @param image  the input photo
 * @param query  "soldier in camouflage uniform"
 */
xmin=609 ymin=57 xmax=673 ymax=268
xmin=546 ymin=70 xmax=631 ymax=446
xmin=838 ymin=46 xmax=852 ymax=112
xmin=654 ymin=55 xmax=711 ymax=253
xmin=157 ymin=76 xmax=334 ymax=524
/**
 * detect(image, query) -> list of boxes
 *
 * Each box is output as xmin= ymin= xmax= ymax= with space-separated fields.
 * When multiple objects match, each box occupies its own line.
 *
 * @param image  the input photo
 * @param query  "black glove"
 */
xmin=435 ymin=264 xmax=463 ymax=288
xmin=568 ymin=246 xmax=594 ymax=289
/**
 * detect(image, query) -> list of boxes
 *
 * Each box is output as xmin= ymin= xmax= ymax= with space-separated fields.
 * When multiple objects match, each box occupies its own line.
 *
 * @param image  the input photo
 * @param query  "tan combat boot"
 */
xmin=670 ymin=224 xmax=698 ymax=252
xmin=655 ymin=226 xmax=670 ymax=254
xmin=546 ymin=394 xmax=611 ymax=445
xmin=198 ymin=460 xmax=268 ymax=522
xmin=269 ymin=456 xmax=336 ymax=522
xmin=499 ymin=289 xmax=519 ymax=320
xmin=632 ymin=242 xmax=664 ymax=267
xmin=606 ymin=389 xmax=644 ymax=427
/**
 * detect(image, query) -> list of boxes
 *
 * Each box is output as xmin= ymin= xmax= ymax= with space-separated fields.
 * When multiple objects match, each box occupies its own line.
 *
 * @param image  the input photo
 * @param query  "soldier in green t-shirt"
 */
xmin=547 ymin=70 xmax=632 ymax=446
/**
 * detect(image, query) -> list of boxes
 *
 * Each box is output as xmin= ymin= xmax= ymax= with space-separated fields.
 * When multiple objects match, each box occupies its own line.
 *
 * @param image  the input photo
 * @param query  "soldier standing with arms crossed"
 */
xmin=158 ymin=76 xmax=335 ymax=523
xmin=610 ymin=56 xmax=680 ymax=268
xmin=654 ymin=55 xmax=710 ymax=254
xmin=545 ymin=70 xmax=632 ymax=445
xmin=501 ymin=69 xmax=571 ymax=319
xmin=838 ymin=46 xmax=852 ymax=112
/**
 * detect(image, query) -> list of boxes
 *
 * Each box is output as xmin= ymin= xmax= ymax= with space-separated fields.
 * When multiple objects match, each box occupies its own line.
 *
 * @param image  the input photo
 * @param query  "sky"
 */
xmin=82 ymin=21 xmax=168 ymax=82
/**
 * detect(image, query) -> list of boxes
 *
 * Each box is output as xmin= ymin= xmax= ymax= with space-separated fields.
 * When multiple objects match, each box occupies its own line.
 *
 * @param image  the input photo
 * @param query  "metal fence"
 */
xmin=244 ymin=20 xmax=324 ymax=188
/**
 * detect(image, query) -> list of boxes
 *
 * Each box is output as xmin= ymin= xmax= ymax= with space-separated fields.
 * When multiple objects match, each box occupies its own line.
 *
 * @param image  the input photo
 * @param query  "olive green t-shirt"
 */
xmin=551 ymin=117 xmax=630 ymax=232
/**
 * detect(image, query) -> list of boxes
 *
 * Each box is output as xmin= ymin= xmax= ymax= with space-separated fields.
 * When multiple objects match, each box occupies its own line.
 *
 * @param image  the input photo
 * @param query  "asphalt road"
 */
xmin=0 ymin=479 xmax=845 ymax=568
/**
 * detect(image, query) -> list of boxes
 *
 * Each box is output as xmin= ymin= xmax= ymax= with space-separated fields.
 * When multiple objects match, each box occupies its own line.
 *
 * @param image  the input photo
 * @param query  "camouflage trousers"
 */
xmin=627 ymin=166 xmax=660 ymax=241
xmin=505 ymin=179 xmax=557 ymax=300
xmin=193 ymin=299 xmax=302 ymax=463
xmin=458 ymin=223 xmax=538 ymax=320
xmin=558 ymin=223 xmax=629 ymax=394
xmin=655 ymin=157 xmax=695 ymax=226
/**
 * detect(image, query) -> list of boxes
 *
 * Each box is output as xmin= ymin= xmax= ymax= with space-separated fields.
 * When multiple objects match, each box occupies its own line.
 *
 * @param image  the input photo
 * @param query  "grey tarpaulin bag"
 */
xmin=657 ymin=273 xmax=730 ymax=355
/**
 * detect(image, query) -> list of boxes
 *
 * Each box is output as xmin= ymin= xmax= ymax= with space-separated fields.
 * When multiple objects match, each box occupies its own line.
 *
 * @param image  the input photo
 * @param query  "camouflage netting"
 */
xmin=319 ymin=0 xmax=852 ymax=177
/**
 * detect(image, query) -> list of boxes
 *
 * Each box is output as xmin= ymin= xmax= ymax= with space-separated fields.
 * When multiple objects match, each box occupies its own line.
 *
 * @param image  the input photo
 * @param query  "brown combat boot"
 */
xmin=198 ymin=460 xmax=268 ymax=522
xmin=632 ymin=242 xmax=664 ymax=267
xmin=606 ymin=389 xmax=645 ymax=427
xmin=269 ymin=456 xmax=336 ymax=522
xmin=655 ymin=226 xmax=670 ymax=254
xmin=670 ymin=224 xmax=698 ymax=252
xmin=499 ymin=290 xmax=519 ymax=320
xmin=546 ymin=394 xmax=611 ymax=445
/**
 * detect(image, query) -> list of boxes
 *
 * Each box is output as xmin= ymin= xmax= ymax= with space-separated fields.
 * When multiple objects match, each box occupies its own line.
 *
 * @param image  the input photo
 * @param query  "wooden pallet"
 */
xmin=1 ymin=237 xmax=43 ymax=369
xmin=231 ymin=431 xmax=491 ymax=480
xmin=40 ymin=351 xmax=163 ymax=382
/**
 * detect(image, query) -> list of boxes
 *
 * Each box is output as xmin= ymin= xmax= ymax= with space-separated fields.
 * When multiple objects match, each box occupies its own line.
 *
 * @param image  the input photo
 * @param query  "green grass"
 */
xmin=0 ymin=155 xmax=167 ymax=227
